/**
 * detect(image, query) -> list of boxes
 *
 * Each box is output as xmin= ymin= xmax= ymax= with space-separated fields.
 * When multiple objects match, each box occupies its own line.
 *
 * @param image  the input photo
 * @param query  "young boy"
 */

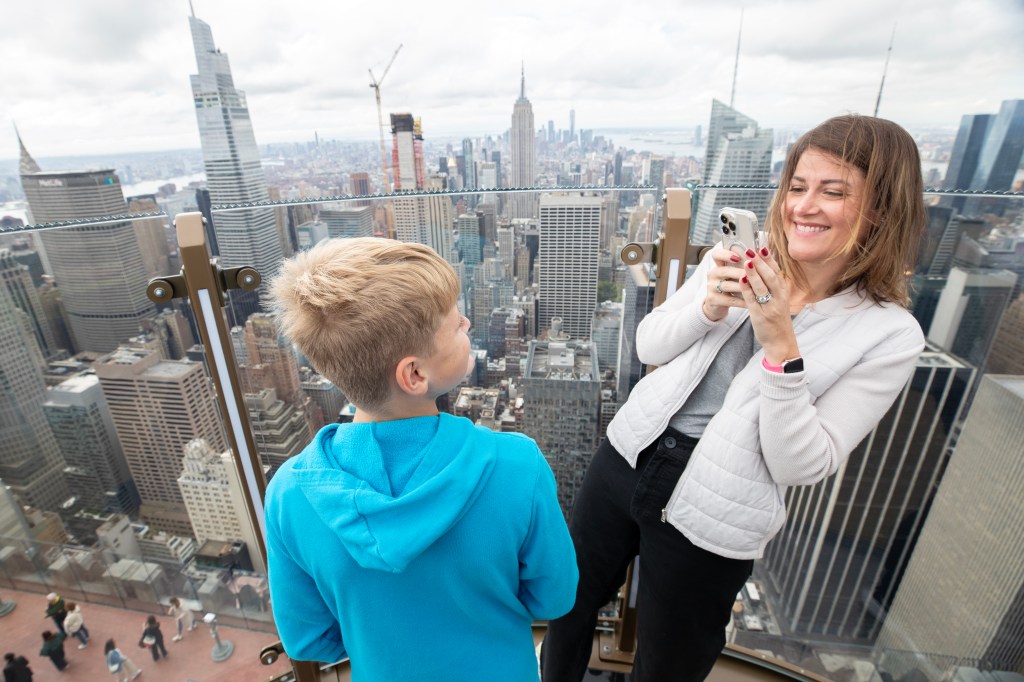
xmin=265 ymin=238 xmax=578 ymax=681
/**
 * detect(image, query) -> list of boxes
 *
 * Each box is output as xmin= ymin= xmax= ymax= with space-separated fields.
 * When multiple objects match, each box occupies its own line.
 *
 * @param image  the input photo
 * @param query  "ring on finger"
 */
xmin=715 ymin=279 xmax=724 ymax=294
xmin=755 ymin=292 xmax=772 ymax=305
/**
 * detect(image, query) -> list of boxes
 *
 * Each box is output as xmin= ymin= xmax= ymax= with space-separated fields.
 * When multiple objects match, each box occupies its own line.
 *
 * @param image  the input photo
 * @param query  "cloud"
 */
xmin=1 ymin=0 xmax=1022 ymax=160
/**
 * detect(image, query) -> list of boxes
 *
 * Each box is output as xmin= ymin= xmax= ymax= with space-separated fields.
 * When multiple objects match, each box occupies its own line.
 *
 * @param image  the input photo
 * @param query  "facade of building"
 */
xmin=692 ymin=99 xmax=773 ymax=246
xmin=521 ymin=338 xmax=601 ymax=517
xmin=927 ymin=266 xmax=1017 ymax=368
xmin=320 ymin=206 xmax=375 ymax=239
xmin=0 ymin=282 xmax=70 ymax=513
xmin=177 ymin=438 xmax=265 ymax=573
xmin=19 ymin=141 xmax=156 ymax=353
xmin=760 ymin=350 xmax=974 ymax=643
xmin=44 ymin=375 xmax=139 ymax=516
xmin=591 ymin=300 xmax=623 ymax=377
xmin=0 ymin=248 xmax=59 ymax=357
xmin=94 ymin=347 xmax=226 ymax=537
xmin=189 ymin=12 xmax=283 ymax=322
xmin=876 ymin=374 xmax=1024 ymax=675
xmin=537 ymin=193 xmax=602 ymax=340
xmin=243 ymin=388 xmax=312 ymax=474
xmin=510 ymin=68 xmax=537 ymax=220
xmin=422 ymin=174 xmax=454 ymax=263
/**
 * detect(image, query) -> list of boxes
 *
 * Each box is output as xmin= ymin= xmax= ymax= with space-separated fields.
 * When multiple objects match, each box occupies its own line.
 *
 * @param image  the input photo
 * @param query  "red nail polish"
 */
xmin=745 ymin=249 xmax=756 ymax=258
xmin=730 ymin=254 xmax=741 ymax=263
xmin=741 ymin=276 xmax=748 ymax=284
xmin=760 ymin=247 xmax=769 ymax=257
xmin=746 ymin=261 xmax=754 ymax=269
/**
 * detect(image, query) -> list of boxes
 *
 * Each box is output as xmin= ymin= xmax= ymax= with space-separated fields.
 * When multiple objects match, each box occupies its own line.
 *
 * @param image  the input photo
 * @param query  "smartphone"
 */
xmin=719 ymin=208 xmax=759 ymax=256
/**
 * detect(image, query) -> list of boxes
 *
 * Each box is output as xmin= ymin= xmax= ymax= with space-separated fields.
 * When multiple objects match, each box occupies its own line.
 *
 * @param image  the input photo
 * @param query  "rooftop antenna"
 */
xmin=730 ymin=8 xmax=744 ymax=108
xmin=874 ymin=24 xmax=896 ymax=117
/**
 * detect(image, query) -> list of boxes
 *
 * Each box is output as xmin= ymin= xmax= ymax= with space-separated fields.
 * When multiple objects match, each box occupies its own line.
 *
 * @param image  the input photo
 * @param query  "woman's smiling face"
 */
xmin=783 ymin=148 xmax=868 ymax=274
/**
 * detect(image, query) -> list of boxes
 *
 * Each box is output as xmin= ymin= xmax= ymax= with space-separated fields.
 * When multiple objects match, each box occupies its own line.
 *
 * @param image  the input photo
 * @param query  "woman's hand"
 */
xmin=737 ymin=247 xmax=801 ymax=364
xmin=703 ymin=247 xmax=749 ymax=321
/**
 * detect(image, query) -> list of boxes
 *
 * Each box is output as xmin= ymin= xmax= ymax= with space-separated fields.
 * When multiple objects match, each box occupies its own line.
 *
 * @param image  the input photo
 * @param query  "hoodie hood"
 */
xmin=287 ymin=413 xmax=495 ymax=573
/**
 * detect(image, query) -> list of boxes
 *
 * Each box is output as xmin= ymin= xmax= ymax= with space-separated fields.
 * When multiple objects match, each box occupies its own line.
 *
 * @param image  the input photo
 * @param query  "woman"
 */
xmin=38 ymin=631 xmax=67 ymax=672
xmin=138 ymin=615 xmax=168 ymax=661
xmin=541 ymin=115 xmax=926 ymax=681
xmin=167 ymin=597 xmax=197 ymax=642
xmin=104 ymin=639 xmax=141 ymax=682
xmin=63 ymin=602 xmax=90 ymax=649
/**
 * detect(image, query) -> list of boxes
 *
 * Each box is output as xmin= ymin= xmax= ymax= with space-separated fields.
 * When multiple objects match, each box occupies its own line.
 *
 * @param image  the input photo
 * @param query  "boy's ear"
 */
xmin=394 ymin=356 xmax=430 ymax=397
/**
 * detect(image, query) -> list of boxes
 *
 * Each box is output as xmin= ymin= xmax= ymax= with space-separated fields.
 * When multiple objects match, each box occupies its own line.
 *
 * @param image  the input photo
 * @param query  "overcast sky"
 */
xmin=2 ymin=0 xmax=1023 ymax=161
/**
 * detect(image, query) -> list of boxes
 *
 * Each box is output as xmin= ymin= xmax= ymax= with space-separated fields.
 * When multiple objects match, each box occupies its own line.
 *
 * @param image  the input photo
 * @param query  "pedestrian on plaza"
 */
xmin=3 ymin=652 xmax=33 ymax=682
xmin=167 ymin=597 xmax=198 ymax=642
xmin=38 ymin=631 xmax=68 ymax=672
xmin=62 ymin=601 xmax=91 ymax=649
xmin=104 ymin=640 xmax=141 ymax=681
xmin=138 ymin=614 xmax=168 ymax=661
xmin=43 ymin=593 xmax=67 ymax=635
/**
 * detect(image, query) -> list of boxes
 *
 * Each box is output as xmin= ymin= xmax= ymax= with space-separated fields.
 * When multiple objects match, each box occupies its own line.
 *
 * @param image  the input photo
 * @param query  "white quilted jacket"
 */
xmin=606 ymin=248 xmax=924 ymax=559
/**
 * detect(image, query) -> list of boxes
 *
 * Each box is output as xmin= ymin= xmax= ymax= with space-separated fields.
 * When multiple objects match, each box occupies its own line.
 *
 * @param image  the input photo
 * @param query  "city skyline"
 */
xmin=2 ymin=0 xmax=1023 ymax=160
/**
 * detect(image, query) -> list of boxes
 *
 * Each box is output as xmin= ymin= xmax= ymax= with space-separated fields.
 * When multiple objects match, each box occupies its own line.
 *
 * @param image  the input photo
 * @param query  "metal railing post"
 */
xmin=146 ymin=212 xmax=322 ymax=682
xmin=591 ymin=188 xmax=708 ymax=673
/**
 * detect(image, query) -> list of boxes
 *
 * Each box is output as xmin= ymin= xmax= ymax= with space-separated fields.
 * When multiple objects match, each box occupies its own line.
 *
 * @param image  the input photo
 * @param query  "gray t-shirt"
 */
xmin=668 ymin=319 xmax=759 ymax=438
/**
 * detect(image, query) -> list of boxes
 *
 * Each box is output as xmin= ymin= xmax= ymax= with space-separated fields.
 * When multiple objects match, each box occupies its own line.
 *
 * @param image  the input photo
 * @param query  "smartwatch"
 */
xmin=762 ymin=356 xmax=804 ymax=374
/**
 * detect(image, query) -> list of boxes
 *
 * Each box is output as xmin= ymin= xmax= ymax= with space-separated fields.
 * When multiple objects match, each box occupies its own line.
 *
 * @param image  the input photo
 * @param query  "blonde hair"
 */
xmin=766 ymin=114 xmax=925 ymax=306
xmin=269 ymin=238 xmax=460 ymax=410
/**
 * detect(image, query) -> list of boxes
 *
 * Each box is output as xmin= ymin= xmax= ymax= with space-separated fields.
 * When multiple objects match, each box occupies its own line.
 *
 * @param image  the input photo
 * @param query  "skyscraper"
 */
xmin=927 ymin=266 xmax=1017 ymax=368
xmin=189 ymin=11 xmax=283 ymax=322
xmin=521 ymin=337 xmax=601 ymax=517
xmin=942 ymin=113 xmax=993 ymax=213
xmin=692 ymin=99 xmax=773 ymax=245
xmin=19 ymin=141 xmax=156 ymax=353
xmin=94 ymin=347 xmax=227 ymax=537
xmin=510 ymin=67 xmax=537 ymax=220
xmin=967 ymin=99 xmax=1024 ymax=193
xmin=876 ymin=375 xmax=1024 ymax=676
xmin=320 ymin=206 xmax=375 ymax=239
xmin=177 ymin=438 xmax=265 ymax=573
xmin=44 ymin=375 xmax=139 ymax=516
xmin=537 ymin=193 xmax=602 ymax=339
xmin=349 ymin=171 xmax=372 ymax=206
xmin=761 ymin=350 xmax=974 ymax=643
xmin=423 ymin=174 xmax=455 ymax=263
xmin=390 ymin=113 xmax=427 ymax=244
xmin=0 ymin=248 xmax=59 ymax=357
xmin=0 ymin=283 xmax=70 ymax=513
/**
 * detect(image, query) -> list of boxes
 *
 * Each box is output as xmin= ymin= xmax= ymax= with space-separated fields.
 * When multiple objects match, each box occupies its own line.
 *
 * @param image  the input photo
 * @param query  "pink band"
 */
xmin=762 ymin=356 xmax=784 ymax=373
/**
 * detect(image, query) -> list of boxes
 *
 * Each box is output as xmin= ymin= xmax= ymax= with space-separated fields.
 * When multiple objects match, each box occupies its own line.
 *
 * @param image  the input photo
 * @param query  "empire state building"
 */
xmin=509 ymin=66 xmax=537 ymax=220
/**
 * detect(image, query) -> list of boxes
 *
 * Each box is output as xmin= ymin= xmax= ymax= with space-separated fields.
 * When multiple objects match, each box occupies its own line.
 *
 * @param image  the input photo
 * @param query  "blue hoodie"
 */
xmin=265 ymin=413 xmax=578 ymax=681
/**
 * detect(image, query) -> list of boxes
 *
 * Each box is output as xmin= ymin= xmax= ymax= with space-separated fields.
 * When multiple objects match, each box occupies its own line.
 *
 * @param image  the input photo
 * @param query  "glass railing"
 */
xmin=1 ymin=182 xmax=1022 ymax=682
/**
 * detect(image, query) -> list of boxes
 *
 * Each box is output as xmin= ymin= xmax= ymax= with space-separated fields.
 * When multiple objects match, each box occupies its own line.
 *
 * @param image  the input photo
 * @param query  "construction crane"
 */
xmin=369 ymin=44 xmax=403 ymax=196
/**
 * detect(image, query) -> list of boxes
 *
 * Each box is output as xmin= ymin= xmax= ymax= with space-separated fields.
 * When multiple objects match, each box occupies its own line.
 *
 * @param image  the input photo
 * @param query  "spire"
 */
xmin=520 ymin=62 xmax=526 ymax=100
xmin=13 ymin=123 xmax=41 ymax=175
xmin=874 ymin=23 xmax=897 ymax=117
xmin=730 ymin=8 xmax=744 ymax=108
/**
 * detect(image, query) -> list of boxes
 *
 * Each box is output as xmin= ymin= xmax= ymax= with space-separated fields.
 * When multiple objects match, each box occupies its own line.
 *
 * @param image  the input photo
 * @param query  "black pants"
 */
xmin=542 ymin=431 xmax=753 ymax=682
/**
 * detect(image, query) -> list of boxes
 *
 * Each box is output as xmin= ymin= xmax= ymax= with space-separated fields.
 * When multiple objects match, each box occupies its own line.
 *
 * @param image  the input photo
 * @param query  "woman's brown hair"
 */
xmin=766 ymin=114 xmax=926 ymax=306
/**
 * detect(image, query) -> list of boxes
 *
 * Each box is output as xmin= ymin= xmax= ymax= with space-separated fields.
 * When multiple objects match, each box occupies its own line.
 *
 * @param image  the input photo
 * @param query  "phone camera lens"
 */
xmin=722 ymin=226 xmax=729 ymax=234
xmin=728 ymin=221 xmax=736 ymax=231
xmin=720 ymin=214 xmax=728 ymax=223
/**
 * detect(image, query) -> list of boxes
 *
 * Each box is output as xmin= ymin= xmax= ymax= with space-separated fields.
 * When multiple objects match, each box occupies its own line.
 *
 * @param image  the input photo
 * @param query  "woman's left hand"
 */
xmin=738 ymin=247 xmax=801 ymax=364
